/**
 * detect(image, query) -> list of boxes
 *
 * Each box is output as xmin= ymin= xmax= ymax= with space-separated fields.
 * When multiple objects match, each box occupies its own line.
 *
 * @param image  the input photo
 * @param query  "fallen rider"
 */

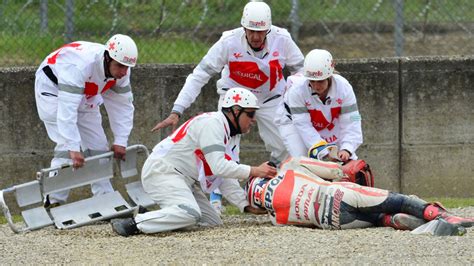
xmin=244 ymin=156 xmax=474 ymax=236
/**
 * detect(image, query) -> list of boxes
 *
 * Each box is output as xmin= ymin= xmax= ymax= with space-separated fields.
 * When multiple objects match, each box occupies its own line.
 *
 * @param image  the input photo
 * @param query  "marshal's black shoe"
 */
xmin=111 ymin=218 xmax=140 ymax=237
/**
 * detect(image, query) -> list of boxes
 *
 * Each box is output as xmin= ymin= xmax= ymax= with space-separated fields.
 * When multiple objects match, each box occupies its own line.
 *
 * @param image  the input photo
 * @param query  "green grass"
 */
xmin=0 ymin=215 xmax=23 ymax=225
xmin=425 ymin=197 xmax=474 ymax=208
xmin=136 ymin=36 xmax=210 ymax=63
xmin=1 ymin=0 xmax=473 ymax=66
xmin=224 ymin=205 xmax=243 ymax=216
xmin=0 ymin=32 xmax=211 ymax=66
xmin=3 ymin=0 xmax=472 ymax=33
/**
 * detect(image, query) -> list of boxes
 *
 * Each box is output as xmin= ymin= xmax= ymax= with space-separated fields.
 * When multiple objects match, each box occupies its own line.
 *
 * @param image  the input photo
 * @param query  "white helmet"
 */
xmin=303 ymin=49 xmax=335 ymax=81
xmin=105 ymin=34 xmax=138 ymax=67
xmin=241 ymin=1 xmax=271 ymax=31
xmin=221 ymin=88 xmax=259 ymax=109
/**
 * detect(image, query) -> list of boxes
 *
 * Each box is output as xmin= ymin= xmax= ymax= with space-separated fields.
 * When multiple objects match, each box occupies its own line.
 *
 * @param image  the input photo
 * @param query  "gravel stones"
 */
xmin=1 ymin=207 xmax=473 ymax=264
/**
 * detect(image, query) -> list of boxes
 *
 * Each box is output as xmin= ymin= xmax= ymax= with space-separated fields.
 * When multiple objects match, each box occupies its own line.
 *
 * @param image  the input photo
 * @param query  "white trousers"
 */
xmin=278 ymin=122 xmax=308 ymax=157
xmin=35 ymin=72 xmax=113 ymax=204
xmin=136 ymin=159 xmax=222 ymax=234
xmin=255 ymin=103 xmax=289 ymax=163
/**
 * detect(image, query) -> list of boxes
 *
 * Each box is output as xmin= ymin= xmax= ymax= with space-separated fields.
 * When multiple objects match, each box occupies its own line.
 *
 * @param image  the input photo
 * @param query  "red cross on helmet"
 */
xmin=221 ymin=88 xmax=259 ymax=109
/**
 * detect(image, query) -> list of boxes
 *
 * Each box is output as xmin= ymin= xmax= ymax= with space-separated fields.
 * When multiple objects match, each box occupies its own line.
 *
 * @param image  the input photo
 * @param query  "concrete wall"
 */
xmin=0 ymin=56 xmax=473 ymax=198
xmin=400 ymin=58 xmax=474 ymax=197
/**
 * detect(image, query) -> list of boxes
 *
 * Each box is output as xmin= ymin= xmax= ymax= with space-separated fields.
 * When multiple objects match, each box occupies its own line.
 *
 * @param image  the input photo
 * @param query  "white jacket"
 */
xmin=35 ymin=41 xmax=134 ymax=152
xmin=172 ymin=25 xmax=304 ymax=113
xmin=278 ymin=74 xmax=363 ymax=155
xmin=148 ymin=112 xmax=251 ymax=181
xmin=198 ymin=136 xmax=240 ymax=193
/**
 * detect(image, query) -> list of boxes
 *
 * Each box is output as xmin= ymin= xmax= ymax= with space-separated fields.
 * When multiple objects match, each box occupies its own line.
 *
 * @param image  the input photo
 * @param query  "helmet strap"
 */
xmin=103 ymin=51 xmax=113 ymax=78
xmin=222 ymin=108 xmax=240 ymax=136
xmin=223 ymin=107 xmax=245 ymax=135
xmin=232 ymin=107 xmax=245 ymax=135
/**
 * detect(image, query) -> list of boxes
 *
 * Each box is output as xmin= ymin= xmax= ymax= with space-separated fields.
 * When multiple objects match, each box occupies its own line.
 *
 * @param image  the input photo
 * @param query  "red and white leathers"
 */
xmin=135 ymin=112 xmax=251 ymax=234
xmin=275 ymin=74 xmax=362 ymax=159
xmin=256 ymin=157 xmax=389 ymax=229
xmin=249 ymin=157 xmax=474 ymax=232
xmin=172 ymin=26 xmax=304 ymax=163
xmin=34 ymin=41 xmax=134 ymax=204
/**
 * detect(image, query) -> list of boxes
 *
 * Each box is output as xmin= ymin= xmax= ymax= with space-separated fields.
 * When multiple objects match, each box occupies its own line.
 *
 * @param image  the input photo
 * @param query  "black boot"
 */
xmin=111 ymin=218 xmax=140 ymax=237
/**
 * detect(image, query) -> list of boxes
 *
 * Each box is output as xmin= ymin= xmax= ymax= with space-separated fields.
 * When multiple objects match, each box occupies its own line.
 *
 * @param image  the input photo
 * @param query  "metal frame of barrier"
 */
xmin=0 ymin=144 xmax=152 ymax=233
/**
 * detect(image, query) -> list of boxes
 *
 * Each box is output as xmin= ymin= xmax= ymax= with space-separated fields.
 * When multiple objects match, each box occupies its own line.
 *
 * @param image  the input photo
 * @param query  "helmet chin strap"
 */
xmin=231 ymin=108 xmax=245 ymax=134
xmin=103 ymin=52 xmax=113 ymax=78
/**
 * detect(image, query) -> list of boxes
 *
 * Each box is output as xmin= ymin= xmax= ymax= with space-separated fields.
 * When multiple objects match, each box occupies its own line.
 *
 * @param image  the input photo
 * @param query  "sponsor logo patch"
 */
xmin=248 ymin=20 xmax=266 ymax=28
xmin=233 ymin=52 xmax=243 ymax=59
xmin=123 ymin=56 xmax=137 ymax=65
xmin=306 ymin=70 xmax=323 ymax=78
